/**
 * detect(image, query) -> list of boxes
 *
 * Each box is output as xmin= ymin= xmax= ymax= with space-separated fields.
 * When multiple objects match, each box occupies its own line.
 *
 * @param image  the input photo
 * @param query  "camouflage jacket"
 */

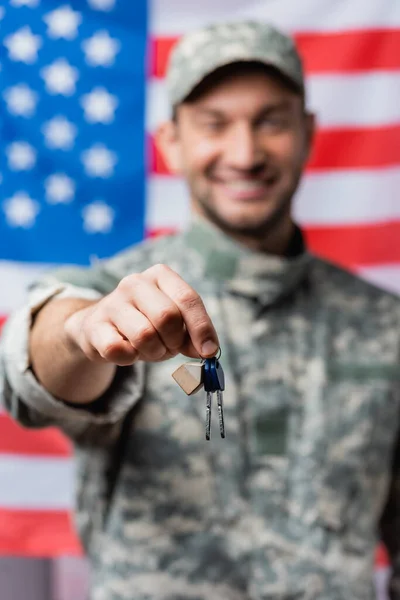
xmin=1 ymin=217 xmax=400 ymax=600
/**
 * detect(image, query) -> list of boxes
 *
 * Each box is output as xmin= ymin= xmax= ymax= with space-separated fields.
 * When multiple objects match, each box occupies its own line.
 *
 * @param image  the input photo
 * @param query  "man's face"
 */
xmin=157 ymin=68 xmax=314 ymax=240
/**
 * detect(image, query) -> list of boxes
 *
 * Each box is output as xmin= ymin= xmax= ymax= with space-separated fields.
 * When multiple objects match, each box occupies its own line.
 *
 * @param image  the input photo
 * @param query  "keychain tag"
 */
xmin=171 ymin=361 xmax=204 ymax=395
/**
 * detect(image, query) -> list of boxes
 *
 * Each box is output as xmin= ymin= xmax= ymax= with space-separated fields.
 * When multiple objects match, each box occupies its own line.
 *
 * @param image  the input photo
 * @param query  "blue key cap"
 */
xmin=203 ymin=357 xmax=225 ymax=440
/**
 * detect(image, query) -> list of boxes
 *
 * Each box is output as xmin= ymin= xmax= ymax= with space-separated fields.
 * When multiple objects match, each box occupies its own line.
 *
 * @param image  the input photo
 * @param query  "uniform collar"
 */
xmin=181 ymin=215 xmax=312 ymax=305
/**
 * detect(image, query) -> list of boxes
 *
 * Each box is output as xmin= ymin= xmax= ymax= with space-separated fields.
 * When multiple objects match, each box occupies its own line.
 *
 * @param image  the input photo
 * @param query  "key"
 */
xmin=203 ymin=357 xmax=225 ymax=441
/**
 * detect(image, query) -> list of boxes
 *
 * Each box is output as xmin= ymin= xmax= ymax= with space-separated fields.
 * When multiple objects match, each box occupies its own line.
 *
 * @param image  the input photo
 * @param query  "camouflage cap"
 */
xmin=166 ymin=21 xmax=305 ymax=108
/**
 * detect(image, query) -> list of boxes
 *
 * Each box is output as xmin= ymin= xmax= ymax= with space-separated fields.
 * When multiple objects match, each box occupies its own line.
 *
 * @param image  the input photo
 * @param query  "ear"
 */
xmin=155 ymin=120 xmax=184 ymax=175
xmin=303 ymin=111 xmax=316 ymax=162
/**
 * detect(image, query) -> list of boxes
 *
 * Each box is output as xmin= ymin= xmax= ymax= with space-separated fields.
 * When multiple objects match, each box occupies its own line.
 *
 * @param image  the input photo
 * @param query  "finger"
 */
xmin=119 ymin=275 xmax=186 ymax=353
xmin=178 ymin=330 xmax=203 ymax=359
xmin=143 ymin=264 xmax=219 ymax=357
xmin=111 ymin=302 xmax=168 ymax=362
xmin=87 ymin=322 xmax=138 ymax=366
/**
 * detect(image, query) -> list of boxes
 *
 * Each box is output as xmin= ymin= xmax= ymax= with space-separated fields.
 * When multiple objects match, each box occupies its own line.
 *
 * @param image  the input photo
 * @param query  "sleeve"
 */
xmin=0 ymin=281 xmax=145 ymax=446
xmin=379 ymin=430 xmax=400 ymax=600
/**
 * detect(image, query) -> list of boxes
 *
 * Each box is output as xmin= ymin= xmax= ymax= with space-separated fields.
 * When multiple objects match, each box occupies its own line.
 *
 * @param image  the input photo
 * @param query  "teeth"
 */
xmin=225 ymin=181 xmax=266 ymax=191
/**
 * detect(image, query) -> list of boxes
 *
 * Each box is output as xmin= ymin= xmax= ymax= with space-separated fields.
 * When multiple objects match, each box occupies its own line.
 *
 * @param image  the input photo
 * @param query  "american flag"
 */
xmin=0 ymin=0 xmax=399 ymax=585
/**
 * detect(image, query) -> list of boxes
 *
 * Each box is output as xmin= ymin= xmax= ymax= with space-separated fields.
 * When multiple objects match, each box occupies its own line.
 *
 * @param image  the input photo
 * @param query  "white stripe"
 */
xmin=0 ymin=456 xmax=74 ymax=510
xmin=147 ymin=169 xmax=400 ymax=230
xmin=293 ymin=167 xmax=400 ymax=225
xmin=373 ymin=566 xmax=391 ymax=600
xmin=357 ymin=266 xmax=400 ymax=296
xmin=0 ymin=262 xmax=48 ymax=314
xmin=146 ymin=177 xmax=190 ymax=230
xmin=307 ymin=73 xmax=400 ymax=128
xmin=146 ymin=73 xmax=400 ymax=132
xmin=150 ymin=0 xmax=400 ymax=35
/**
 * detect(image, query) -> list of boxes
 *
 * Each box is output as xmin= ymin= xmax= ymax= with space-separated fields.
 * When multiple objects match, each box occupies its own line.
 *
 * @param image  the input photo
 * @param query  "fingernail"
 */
xmin=201 ymin=340 xmax=218 ymax=356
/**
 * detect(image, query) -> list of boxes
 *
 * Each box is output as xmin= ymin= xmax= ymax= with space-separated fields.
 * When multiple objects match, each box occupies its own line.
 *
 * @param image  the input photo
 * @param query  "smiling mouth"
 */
xmin=213 ymin=177 xmax=278 ymax=200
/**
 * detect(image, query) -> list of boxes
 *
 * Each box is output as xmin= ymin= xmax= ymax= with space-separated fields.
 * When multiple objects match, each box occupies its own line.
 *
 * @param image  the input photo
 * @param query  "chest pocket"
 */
xmin=317 ymin=362 xmax=400 ymax=551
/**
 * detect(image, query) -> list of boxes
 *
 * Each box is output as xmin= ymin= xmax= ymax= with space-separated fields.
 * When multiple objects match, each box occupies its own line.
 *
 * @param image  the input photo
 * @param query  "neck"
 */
xmin=192 ymin=207 xmax=296 ymax=256
xmin=229 ymin=218 xmax=296 ymax=256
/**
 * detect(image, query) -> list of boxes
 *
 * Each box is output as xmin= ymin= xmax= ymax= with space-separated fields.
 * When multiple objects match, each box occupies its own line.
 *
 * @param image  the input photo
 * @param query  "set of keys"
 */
xmin=172 ymin=351 xmax=225 ymax=440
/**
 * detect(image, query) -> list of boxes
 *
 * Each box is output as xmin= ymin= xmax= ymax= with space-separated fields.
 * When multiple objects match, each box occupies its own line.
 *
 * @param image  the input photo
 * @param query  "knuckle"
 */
xmin=117 ymin=273 xmax=142 ymax=294
xmin=134 ymin=325 xmax=155 ymax=346
xmin=156 ymin=305 xmax=181 ymax=328
xmin=192 ymin=316 xmax=213 ymax=335
xmin=147 ymin=263 xmax=171 ymax=276
xmin=175 ymin=287 xmax=200 ymax=311
xmin=100 ymin=339 xmax=125 ymax=361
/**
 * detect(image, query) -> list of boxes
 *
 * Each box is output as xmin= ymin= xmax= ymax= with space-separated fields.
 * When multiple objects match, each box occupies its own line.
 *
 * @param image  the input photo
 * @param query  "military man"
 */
xmin=1 ymin=20 xmax=400 ymax=600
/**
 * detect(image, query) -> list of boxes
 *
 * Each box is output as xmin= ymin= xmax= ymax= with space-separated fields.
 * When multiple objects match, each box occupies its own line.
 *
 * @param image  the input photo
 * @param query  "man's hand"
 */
xmin=64 ymin=264 xmax=220 ymax=366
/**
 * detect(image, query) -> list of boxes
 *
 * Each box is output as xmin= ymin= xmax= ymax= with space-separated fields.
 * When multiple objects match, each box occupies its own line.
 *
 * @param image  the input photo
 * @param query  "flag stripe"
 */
xmin=150 ymin=29 xmax=400 ymax=79
xmin=0 ymin=509 xmax=81 ymax=557
xmin=305 ymin=222 xmax=400 ymax=267
xmin=358 ymin=265 xmax=400 ymax=296
xmin=0 ymin=261 xmax=46 ymax=314
xmin=0 ymin=415 xmax=72 ymax=457
xmin=151 ymin=0 xmax=400 ymax=35
xmin=148 ymin=125 xmax=400 ymax=175
xmin=146 ymin=74 xmax=400 ymax=132
xmin=0 ymin=315 xmax=6 ymax=335
xmin=294 ymin=168 xmax=400 ymax=224
xmin=0 ymin=456 xmax=74 ymax=509
xmin=307 ymin=125 xmax=400 ymax=171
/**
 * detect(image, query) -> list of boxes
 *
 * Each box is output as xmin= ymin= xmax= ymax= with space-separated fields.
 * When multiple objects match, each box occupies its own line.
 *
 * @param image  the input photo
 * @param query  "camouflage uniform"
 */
xmin=1 ymin=216 xmax=400 ymax=600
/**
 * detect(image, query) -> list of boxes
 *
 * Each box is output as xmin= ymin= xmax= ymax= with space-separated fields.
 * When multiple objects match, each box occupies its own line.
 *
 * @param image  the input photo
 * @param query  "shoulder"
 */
xmin=309 ymin=254 xmax=400 ymax=316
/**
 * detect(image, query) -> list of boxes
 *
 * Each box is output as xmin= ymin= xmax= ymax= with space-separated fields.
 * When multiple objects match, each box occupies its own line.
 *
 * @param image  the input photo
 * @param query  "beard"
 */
xmin=187 ymin=167 xmax=303 ymax=241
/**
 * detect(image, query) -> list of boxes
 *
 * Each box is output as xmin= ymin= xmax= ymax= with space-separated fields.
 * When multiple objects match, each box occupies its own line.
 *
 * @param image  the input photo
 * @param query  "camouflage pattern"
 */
xmin=166 ymin=21 xmax=305 ymax=108
xmin=2 ymin=215 xmax=400 ymax=600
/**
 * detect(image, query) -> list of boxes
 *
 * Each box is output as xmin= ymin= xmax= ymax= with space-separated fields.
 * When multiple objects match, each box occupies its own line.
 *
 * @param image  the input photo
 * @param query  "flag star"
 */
xmin=3 ymin=27 xmax=42 ymax=64
xmin=43 ymin=5 xmax=82 ymax=40
xmin=3 ymin=84 xmax=38 ymax=117
xmin=3 ymin=192 xmax=40 ymax=228
xmin=81 ymin=143 xmax=117 ymax=178
xmin=82 ymin=30 xmax=120 ymax=67
xmin=81 ymin=87 xmax=118 ymax=123
xmin=6 ymin=141 xmax=36 ymax=171
xmin=87 ymin=0 xmax=116 ymax=11
xmin=10 ymin=0 xmax=40 ymax=6
xmin=41 ymin=59 xmax=79 ymax=96
xmin=42 ymin=115 xmax=77 ymax=150
xmin=82 ymin=200 xmax=114 ymax=233
xmin=45 ymin=173 xmax=75 ymax=204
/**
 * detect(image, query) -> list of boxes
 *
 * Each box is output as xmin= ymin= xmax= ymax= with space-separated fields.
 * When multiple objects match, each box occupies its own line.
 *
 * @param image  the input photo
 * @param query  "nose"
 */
xmin=223 ymin=122 xmax=263 ymax=170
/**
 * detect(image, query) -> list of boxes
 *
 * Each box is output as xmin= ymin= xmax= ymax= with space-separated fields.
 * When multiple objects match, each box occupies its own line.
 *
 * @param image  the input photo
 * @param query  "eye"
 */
xmin=258 ymin=115 xmax=289 ymax=130
xmin=201 ymin=121 xmax=225 ymax=133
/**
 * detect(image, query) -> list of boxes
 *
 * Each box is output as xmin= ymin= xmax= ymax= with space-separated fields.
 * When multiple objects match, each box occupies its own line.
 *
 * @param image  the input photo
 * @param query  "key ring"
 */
xmin=199 ymin=346 xmax=221 ymax=362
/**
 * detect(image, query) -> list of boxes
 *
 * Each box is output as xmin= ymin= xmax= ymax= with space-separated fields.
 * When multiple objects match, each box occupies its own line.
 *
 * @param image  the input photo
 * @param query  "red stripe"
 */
xmin=376 ymin=544 xmax=390 ymax=568
xmin=0 ymin=414 xmax=72 ymax=457
xmin=148 ymin=125 xmax=400 ymax=176
xmin=304 ymin=221 xmax=400 ymax=267
xmin=295 ymin=29 xmax=400 ymax=74
xmin=307 ymin=125 xmax=400 ymax=171
xmin=150 ymin=29 xmax=400 ymax=79
xmin=0 ymin=315 xmax=7 ymax=335
xmin=0 ymin=509 xmax=82 ymax=557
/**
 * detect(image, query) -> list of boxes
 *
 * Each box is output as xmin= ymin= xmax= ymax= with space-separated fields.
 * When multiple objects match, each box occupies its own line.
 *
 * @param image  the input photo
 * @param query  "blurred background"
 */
xmin=0 ymin=0 xmax=399 ymax=598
